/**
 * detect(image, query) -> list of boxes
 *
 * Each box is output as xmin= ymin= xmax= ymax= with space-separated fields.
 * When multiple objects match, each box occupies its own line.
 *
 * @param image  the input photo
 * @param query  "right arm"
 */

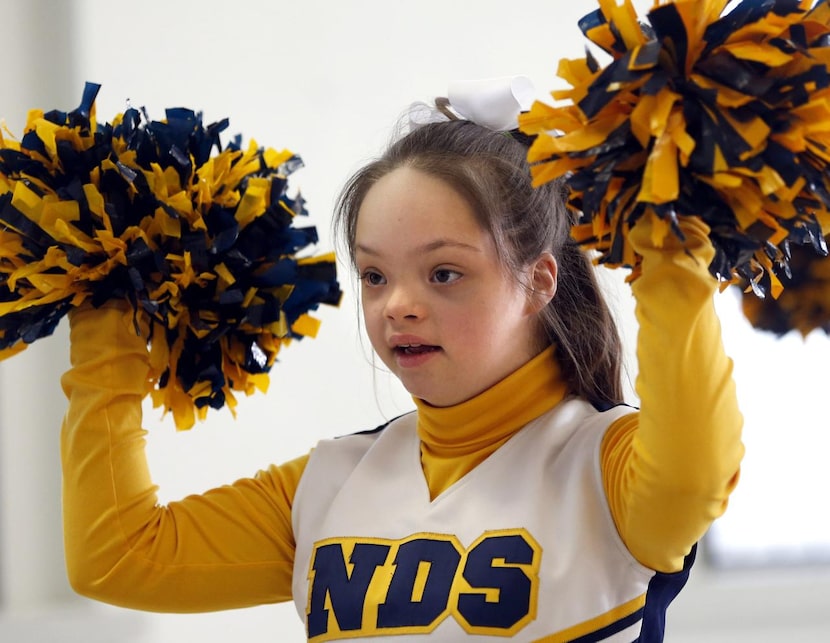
xmin=61 ymin=304 xmax=305 ymax=612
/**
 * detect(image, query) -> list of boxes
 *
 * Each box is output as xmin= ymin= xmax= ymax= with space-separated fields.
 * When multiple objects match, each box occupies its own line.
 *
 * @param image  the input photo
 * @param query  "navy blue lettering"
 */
xmin=457 ymin=534 xmax=534 ymax=628
xmin=307 ymin=542 xmax=390 ymax=637
xmin=377 ymin=538 xmax=461 ymax=628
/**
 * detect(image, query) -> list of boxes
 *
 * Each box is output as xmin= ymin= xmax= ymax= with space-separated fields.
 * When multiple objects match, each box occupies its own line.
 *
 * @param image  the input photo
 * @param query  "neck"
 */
xmin=413 ymin=346 xmax=568 ymax=498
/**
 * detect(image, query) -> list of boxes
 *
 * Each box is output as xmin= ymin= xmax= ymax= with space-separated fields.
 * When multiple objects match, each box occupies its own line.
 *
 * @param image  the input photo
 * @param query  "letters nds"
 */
xmin=305 ymin=528 xmax=540 ymax=640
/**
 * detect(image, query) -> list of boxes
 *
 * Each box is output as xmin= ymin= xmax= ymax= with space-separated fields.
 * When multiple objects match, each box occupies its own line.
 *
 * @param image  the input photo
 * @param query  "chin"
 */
xmin=403 ymin=385 xmax=445 ymax=407
xmin=414 ymin=390 xmax=469 ymax=408
xmin=399 ymin=376 xmax=474 ymax=408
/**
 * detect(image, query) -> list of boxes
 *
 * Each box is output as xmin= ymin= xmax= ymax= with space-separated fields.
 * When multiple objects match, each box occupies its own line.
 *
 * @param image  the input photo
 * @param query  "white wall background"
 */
xmin=0 ymin=0 xmax=829 ymax=641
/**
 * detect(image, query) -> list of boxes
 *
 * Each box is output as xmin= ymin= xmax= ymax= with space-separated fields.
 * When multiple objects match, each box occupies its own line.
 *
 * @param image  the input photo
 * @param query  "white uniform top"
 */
xmin=292 ymin=398 xmax=661 ymax=642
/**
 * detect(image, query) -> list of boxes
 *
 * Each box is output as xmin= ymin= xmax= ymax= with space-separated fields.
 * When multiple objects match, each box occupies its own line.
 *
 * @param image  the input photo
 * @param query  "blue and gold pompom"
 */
xmin=0 ymin=83 xmax=341 ymax=429
xmin=521 ymin=0 xmax=830 ymax=298
xmin=741 ymin=236 xmax=830 ymax=335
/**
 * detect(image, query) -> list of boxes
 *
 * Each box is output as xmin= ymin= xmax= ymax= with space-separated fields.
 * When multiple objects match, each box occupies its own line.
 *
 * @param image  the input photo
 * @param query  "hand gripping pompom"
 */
xmin=520 ymin=0 xmax=830 ymax=298
xmin=0 ymin=83 xmax=342 ymax=429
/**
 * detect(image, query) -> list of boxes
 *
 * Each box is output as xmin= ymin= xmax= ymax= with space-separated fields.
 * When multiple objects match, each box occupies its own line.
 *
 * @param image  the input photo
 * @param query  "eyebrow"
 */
xmin=355 ymin=238 xmax=483 ymax=256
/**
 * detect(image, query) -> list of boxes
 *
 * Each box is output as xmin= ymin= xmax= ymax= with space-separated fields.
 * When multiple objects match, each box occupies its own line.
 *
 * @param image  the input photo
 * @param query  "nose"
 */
xmin=383 ymin=282 xmax=424 ymax=321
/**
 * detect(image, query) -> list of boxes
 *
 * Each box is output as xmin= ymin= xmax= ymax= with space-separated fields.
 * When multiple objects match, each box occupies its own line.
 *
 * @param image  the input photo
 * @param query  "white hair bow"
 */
xmin=409 ymin=75 xmax=536 ymax=131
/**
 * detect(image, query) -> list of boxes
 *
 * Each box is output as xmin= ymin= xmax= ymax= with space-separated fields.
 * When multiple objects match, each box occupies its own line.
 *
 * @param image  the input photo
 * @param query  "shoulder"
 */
xmin=303 ymin=411 xmax=416 ymax=474
xmin=527 ymin=398 xmax=638 ymax=472
xmin=544 ymin=397 xmax=636 ymax=437
xmin=292 ymin=412 xmax=417 ymax=534
xmin=496 ymin=398 xmax=637 ymax=473
xmin=333 ymin=411 xmax=414 ymax=443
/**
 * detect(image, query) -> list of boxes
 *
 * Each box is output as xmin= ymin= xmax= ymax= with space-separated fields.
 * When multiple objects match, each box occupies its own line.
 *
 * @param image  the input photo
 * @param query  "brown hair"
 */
xmin=333 ymin=119 xmax=624 ymax=407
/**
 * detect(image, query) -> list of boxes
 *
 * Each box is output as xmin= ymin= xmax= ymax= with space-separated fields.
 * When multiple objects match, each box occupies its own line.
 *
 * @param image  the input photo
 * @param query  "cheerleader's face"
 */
xmin=354 ymin=166 xmax=550 ymax=407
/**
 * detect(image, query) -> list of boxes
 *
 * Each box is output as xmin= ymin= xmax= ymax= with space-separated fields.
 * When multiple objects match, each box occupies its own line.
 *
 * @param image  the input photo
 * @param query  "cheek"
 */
xmin=360 ymin=297 xmax=385 ymax=343
xmin=445 ymin=307 xmax=491 ymax=346
xmin=458 ymin=294 xmax=529 ymax=343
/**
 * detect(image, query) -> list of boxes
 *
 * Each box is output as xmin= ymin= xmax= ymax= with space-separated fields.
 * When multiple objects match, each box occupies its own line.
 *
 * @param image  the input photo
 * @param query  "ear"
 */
xmin=525 ymin=252 xmax=557 ymax=314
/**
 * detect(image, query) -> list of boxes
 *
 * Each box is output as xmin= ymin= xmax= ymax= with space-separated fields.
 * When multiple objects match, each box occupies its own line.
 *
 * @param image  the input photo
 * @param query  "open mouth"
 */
xmin=395 ymin=343 xmax=441 ymax=355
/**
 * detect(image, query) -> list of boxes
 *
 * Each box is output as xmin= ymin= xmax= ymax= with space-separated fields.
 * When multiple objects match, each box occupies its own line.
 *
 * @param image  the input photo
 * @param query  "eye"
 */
xmin=359 ymin=269 xmax=386 ymax=286
xmin=431 ymin=268 xmax=462 ymax=284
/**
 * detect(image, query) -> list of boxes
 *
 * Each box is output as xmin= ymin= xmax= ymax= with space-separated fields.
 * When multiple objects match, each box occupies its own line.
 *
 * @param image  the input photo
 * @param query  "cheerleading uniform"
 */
xmin=60 ymin=215 xmax=743 ymax=641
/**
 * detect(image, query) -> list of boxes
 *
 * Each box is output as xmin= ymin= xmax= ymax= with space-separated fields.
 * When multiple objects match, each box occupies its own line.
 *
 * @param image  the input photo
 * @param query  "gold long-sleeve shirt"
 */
xmin=60 ymin=215 xmax=743 ymax=612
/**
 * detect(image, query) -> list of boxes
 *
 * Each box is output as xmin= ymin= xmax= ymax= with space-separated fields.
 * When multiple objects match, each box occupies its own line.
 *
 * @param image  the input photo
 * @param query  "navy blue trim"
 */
xmin=568 ymin=605 xmax=645 ymax=642
xmin=335 ymin=411 xmax=415 ymax=439
xmin=592 ymin=400 xmax=639 ymax=413
xmin=634 ymin=544 xmax=697 ymax=643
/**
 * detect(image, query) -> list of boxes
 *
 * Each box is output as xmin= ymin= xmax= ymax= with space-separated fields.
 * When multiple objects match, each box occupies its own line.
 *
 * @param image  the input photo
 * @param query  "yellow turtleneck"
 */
xmin=414 ymin=346 xmax=567 ymax=499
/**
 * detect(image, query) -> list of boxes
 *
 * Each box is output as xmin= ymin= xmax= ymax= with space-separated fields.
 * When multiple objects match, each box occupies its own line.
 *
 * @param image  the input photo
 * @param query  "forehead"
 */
xmin=355 ymin=166 xmax=489 ymax=252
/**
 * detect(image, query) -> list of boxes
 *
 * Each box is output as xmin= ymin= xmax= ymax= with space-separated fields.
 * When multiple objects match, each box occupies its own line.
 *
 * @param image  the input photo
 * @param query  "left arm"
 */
xmin=601 ymin=213 xmax=745 ymax=573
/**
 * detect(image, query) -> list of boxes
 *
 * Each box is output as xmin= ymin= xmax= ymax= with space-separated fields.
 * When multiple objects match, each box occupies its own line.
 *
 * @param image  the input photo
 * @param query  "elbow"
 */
xmin=623 ymin=468 xmax=743 ymax=573
xmin=670 ymin=463 xmax=744 ymax=528
xmin=696 ymin=466 xmax=742 ymax=537
xmin=65 ymin=557 xmax=116 ymax=604
xmin=66 ymin=568 xmax=98 ymax=602
xmin=65 ymin=563 xmax=152 ymax=610
xmin=694 ymin=451 xmax=744 ymax=522
xmin=64 ymin=545 xmax=138 ymax=608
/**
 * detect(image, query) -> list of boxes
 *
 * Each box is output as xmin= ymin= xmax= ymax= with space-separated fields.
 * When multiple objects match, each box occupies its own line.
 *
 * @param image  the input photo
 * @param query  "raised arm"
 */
xmin=602 ymin=212 xmax=745 ymax=573
xmin=61 ymin=304 xmax=305 ymax=611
